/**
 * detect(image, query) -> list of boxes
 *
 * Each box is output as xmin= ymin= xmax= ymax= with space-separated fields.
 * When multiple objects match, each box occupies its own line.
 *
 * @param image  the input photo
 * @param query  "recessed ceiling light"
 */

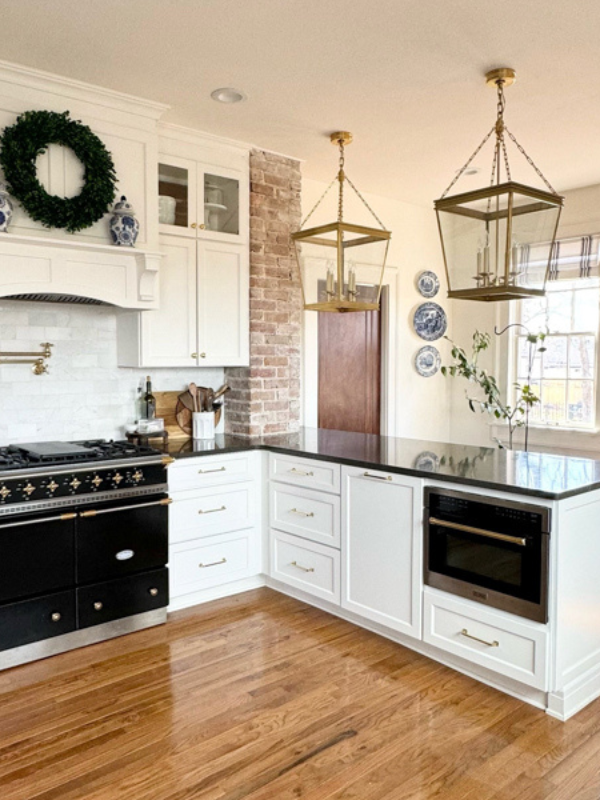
xmin=463 ymin=167 xmax=481 ymax=176
xmin=210 ymin=87 xmax=247 ymax=104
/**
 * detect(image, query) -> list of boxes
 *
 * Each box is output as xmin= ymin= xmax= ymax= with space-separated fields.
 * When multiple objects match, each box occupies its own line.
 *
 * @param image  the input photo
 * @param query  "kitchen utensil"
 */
xmin=188 ymin=383 xmax=200 ymax=412
xmin=177 ymin=391 xmax=195 ymax=412
xmin=206 ymin=388 xmax=215 ymax=412
xmin=213 ymin=384 xmax=231 ymax=401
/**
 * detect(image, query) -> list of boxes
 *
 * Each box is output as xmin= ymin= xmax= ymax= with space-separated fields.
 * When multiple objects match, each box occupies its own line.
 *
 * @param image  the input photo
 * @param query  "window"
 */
xmin=513 ymin=281 xmax=599 ymax=428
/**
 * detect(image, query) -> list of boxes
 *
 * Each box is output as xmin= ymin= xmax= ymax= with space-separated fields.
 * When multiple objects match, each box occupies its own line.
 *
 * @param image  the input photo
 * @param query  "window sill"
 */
xmin=489 ymin=422 xmax=600 ymax=457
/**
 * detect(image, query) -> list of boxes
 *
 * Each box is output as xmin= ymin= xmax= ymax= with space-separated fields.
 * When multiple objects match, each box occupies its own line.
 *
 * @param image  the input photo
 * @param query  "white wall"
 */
xmin=0 ymin=299 xmax=224 ymax=445
xmin=301 ymin=178 xmax=451 ymax=443
xmin=448 ymin=182 xmax=600 ymax=450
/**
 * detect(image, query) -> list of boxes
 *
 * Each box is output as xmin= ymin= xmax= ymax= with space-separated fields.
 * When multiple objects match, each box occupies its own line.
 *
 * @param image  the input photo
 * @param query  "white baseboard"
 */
xmin=547 ymin=660 xmax=600 ymax=721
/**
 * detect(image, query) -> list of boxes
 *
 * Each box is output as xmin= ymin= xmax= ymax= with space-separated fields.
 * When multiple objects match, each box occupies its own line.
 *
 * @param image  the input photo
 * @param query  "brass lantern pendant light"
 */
xmin=435 ymin=68 xmax=564 ymax=302
xmin=292 ymin=131 xmax=391 ymax=312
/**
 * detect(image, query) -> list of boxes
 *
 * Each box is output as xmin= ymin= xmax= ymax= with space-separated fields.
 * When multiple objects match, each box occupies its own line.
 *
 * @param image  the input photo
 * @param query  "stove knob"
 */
xmin=47 ymin=480 xmax=59 ymax=493
xmin=23 ymin=483 xmax=35 ymax=496
xmin=113 ymin=472 xmax=124 ymax=485
xmin=132 ymin=470 xmax=144 ymax=483
xmin=0 ymin=485 xmax=11 ymax=500
xmin=91 ymin=475 xmax=103 ymax=488
xmin=70 ymin=478 xmax=82 ymax=491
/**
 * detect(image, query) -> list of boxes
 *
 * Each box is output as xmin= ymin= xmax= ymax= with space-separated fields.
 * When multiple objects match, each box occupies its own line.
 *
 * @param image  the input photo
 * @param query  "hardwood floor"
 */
xmin=0 ymin=589 xmax=599 ymax=800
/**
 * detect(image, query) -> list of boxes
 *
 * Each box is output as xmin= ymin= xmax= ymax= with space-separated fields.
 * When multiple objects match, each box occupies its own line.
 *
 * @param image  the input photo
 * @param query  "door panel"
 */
xmin=318 ymin=305 xmax=381 ymax=434
xmin=197 ymin=240 xmax=249 ymax=366
xmin=141 ymin=235 xmax=197 ymax=366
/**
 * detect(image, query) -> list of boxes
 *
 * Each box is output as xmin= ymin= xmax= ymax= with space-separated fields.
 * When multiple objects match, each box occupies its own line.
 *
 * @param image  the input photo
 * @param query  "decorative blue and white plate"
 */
xmin=413 ymin=302 xmax=447 ymax=341
xmin=412 ymin=451 xmax=440 ymax=473
xmin=417 ymin=270 xmax=440 ymax=298
xmin=415 ymin=345 xmax=441 ymax=377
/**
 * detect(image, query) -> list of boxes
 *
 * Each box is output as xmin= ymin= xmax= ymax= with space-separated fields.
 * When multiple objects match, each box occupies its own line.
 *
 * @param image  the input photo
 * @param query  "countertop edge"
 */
xmin=168 ymin=441 xmax=600 ymax=501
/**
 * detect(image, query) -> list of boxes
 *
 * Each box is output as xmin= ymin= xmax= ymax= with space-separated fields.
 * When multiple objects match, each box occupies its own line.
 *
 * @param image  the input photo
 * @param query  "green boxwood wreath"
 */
xmin=0 ymin=110 xmax=117 ymax=233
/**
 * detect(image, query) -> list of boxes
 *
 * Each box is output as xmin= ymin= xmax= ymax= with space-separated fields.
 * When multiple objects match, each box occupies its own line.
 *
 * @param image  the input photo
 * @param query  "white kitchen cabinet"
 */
xmin=157 ymin=134 xmax=248 ymax=244
xmin=117 ymin=233 xmax=249 ymax=367
xmin=342 ymin=466 xmax=423 ymax=639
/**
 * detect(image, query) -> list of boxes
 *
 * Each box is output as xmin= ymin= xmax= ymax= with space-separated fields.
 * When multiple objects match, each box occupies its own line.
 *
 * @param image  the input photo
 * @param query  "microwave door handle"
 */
xmin=428 ymin=517 xmax=527 ymax=547
xmin=80 ymin=498 xmax=172 ymax=518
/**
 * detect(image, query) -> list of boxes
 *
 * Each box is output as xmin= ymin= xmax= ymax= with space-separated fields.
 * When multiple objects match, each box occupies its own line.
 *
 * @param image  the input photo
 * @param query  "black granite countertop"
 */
xmin=164 ymin=427 xmax=600 ymax=500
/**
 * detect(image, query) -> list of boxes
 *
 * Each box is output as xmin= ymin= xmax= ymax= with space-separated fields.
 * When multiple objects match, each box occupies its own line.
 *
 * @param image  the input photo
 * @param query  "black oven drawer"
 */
xmin=0 ymin=512 xmax=75 ymax=603
xmin=0 ymin=590 xmax=76 ymax=652
xmin=76 ymin=496 xmax=168 ymax=585
xmin=76 ymin=568 xmax=169 ymax=629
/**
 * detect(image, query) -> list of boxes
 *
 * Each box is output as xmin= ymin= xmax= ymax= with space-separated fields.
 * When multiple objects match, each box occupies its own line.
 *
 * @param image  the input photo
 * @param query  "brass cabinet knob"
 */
xmin=199 ymin=223 xmax=206 ymax=230
xmin=200 ymin=352 xmax=206 ymax=359
xmin=93 ymin=601 xmax=103 ymax=611
xmin=191 ymin=352 xmax=198 ymax=359
xmin=51 ymin=612 xmax=61 ymax=622
xmin=191 ymin=222 xmax=197 ymax=229
xmin=149 ymin=587 xmax=159 ymax=597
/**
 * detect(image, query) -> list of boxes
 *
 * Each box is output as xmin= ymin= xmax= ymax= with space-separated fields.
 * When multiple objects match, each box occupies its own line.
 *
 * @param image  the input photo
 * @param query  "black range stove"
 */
xmin=0 ymin=439 xmax=172 ymax=516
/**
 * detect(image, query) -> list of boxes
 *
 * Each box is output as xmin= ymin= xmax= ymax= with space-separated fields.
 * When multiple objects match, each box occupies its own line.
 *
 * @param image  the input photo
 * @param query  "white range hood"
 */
xmin=0 ymin=233 xmax=161 ymax=308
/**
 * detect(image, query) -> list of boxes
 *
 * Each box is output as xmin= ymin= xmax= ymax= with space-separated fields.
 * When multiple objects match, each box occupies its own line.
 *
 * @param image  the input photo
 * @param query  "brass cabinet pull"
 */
xmin=199 ymin=223 xmax=206 ymax=230
xmin=460 ymin=628 xmax=499 ymax=647
xmin=289 ymin=508 xmax=315 ymax=518
xmin=428 ymin=517 xmax=527 ymax=547
xmin=198 ymin=466 xmax=226 ymax=474
xmin=191 ymin=352 xmax=198 ymax=359
xmin=191 ymin=223 xmax=197 ymax=229
xmin=51 ymin=612 xmax=61 ymax=622
xmin=198 ymin=505 xmax=226 ymax=515
xmin=149 ymin=587 xmax=159 ymax=597
xmin=199 ymin=557 xmax=227 ymax=568
xmin=200 ymin=352 xmax=206 ymax=358
xmin=288 ymin=468 xmax=314 ymax=477
xmin=290 ymin=561 xmax=315 ymax=573
xmin=93 ymin=602 xmax=103 ymax=611
xmin=363 ymin=472 xmax=392 ymax=481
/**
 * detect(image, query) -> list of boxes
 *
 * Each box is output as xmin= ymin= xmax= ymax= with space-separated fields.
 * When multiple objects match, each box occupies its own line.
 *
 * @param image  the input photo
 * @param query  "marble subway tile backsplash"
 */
xmin=0 ymin=300 xmax=224 ymax=444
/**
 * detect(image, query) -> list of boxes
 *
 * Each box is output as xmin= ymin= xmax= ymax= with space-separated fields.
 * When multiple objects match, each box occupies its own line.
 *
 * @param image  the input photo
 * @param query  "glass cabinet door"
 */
xmin=201 ymin=172 xmax=240 ymax=236
xmin=158 ymin=160 xmax=196 ymax=236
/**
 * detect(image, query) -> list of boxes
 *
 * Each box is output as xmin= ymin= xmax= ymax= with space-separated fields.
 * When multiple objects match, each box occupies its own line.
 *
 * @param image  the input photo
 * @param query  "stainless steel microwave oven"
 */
xmin=424 ymin=487 xmax=550 ymax=623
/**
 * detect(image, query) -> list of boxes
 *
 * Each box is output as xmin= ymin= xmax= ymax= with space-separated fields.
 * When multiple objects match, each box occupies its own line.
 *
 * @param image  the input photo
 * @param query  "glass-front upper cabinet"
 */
xmin=158 ymin=158 xmax=242 ymax=241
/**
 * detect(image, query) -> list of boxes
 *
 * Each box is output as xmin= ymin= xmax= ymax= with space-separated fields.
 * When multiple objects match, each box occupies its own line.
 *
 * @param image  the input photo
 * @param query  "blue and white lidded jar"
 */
xmin=0 ymin=183 xmax=14 ymax=233
xmin=109 ymin=196 xmax=140 ymax=246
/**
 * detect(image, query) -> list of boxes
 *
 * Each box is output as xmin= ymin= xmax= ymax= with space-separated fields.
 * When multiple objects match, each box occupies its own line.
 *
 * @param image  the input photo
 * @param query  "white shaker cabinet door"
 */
xmin=342 ymin=466 xmax=423 ymax=639
xmin=196 ymin=239 xmax=249 ymax=367
xmin=139 ymin=235 xmax=198 ymax=366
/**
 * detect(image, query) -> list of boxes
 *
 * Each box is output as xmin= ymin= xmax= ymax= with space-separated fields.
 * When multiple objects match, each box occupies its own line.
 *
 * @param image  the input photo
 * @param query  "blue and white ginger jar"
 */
xmin=109 ymin=195 xmax=140 ymax=246
xmin=0 ymin=183 xmax=14 ymax=233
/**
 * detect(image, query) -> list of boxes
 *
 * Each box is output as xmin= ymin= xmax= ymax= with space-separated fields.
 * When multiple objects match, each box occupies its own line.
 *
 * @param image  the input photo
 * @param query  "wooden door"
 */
xmin=318 ymin=297 xmax=382 ymax=434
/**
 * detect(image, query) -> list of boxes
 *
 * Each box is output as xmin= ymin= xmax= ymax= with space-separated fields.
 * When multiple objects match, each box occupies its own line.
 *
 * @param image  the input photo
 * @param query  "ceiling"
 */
xmin=2 ymin=0 xmax=600 ymax=206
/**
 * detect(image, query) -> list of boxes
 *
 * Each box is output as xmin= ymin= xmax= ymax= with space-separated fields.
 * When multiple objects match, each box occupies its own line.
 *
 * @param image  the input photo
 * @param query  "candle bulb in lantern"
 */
xmin=326 ymin=261 xmax=334 ymax=296
xmin=348 ymin=263 xmax=357 ymax=298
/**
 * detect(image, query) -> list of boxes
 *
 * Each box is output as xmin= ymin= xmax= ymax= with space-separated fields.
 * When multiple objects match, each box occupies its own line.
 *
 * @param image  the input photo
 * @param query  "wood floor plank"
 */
xmin=0 ymin=588 xmax=598 ymax=800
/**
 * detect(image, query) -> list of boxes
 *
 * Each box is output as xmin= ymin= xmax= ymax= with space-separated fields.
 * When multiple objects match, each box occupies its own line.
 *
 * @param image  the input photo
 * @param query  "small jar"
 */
xmin=109 ymin=195 xmax=140 ymax=246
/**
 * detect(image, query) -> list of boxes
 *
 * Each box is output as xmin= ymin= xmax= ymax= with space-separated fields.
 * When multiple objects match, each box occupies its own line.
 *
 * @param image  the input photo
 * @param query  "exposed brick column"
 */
xmin=224 ymin=149 xmax=302 ymax=437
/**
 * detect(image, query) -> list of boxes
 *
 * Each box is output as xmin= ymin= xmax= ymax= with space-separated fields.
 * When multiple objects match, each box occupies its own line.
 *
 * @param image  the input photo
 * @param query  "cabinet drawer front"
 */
xmin=271 ymin=531 xmax=340 ymax=604
xmin=170 ymin=484 xmax=255 ymax=543
xmin=270 ymin=483 xmax=340 ymax=547
xmin=423 ymin=590 xmax=548 ymax=689
xmin=77 ymin=568 xmax=169 ymax=629
xmin=170 ymin=532 xmax=252 ymax=596
xmin=0 ymin=590 xmax=75 ymax=652
xmin=169 ymin=454 xmax=254 ymax=492
xmin=269 ymin=453 xmax=340 ymax=494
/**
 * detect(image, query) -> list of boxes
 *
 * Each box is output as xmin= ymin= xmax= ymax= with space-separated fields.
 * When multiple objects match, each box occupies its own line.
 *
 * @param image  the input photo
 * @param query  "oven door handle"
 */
xmin=0 ymin=512 xmax=77 ymax=530
xmin=428 ymin=517 xmax=527 ymax=547
xmin=80 ymin=498 xmax=172 ymax=518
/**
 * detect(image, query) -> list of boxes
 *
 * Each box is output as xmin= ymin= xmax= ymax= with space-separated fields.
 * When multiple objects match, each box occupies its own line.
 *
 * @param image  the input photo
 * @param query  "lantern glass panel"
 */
xmin=511 ymin=195 xmax=561 ymax=291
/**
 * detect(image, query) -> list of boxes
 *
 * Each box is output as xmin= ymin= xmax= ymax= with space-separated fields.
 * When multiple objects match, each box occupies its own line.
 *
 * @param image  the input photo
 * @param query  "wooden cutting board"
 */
xmin=155 ymin=391 xmax=189 ymax=440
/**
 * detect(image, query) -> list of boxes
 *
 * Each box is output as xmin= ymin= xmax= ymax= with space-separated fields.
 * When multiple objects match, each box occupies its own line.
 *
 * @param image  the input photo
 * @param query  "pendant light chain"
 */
xmin=345 ymin=174 xmax=387 ymax=229
xmin=300 ymin=177 xmax=336 ymax=228
xmin=503 ymin=127 xmax=557 ymax=194
xmin=440 ymin=125 xmax=495 ymax=199
xmin=338 ymin=139 xmax=345 ymax=223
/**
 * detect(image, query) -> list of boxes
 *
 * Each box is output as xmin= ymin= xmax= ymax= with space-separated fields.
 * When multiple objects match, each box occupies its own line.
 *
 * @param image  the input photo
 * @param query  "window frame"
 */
xmin=509 ymin=281 xmax=600 ymax=433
